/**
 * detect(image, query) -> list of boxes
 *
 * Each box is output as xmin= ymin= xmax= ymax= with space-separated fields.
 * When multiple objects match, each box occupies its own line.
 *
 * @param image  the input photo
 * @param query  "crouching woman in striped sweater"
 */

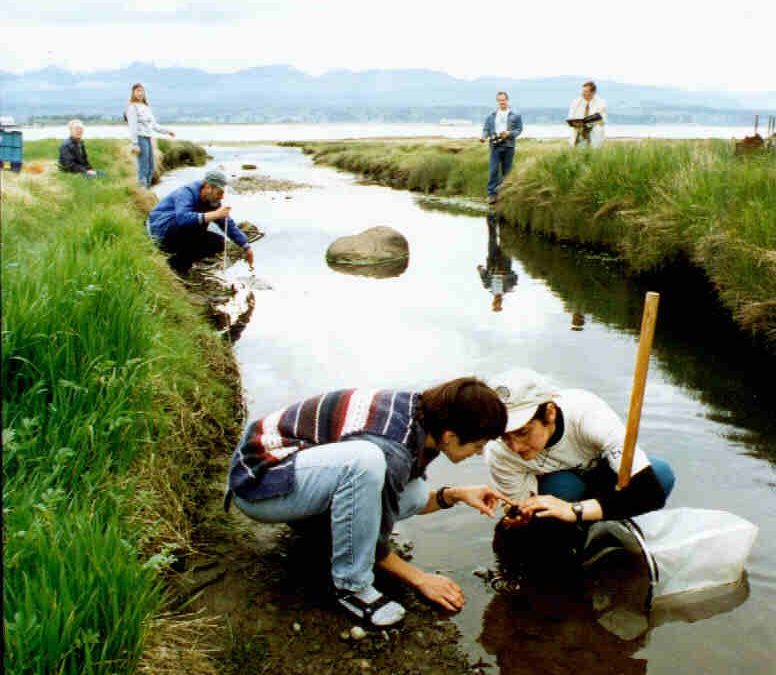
xmin=224 ymin=378 xmax=509 ymax=627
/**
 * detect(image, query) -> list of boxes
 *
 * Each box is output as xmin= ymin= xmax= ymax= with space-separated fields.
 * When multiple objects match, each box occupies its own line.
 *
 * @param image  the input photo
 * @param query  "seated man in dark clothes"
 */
xmin=58 ymin=120 xmax=101 ymax=177
xmin=146 ymin=169 xmax=255 ymax=274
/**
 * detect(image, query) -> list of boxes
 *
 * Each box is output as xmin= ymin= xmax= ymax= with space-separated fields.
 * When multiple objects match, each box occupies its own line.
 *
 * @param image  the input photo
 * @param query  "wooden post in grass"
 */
xmin=617 ymin=292 xmax=660 ymax=490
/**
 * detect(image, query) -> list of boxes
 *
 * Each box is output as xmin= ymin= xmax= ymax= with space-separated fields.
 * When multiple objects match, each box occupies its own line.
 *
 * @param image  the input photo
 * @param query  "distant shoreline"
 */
xmin=19 ymin=121 xmax=758 ymax=144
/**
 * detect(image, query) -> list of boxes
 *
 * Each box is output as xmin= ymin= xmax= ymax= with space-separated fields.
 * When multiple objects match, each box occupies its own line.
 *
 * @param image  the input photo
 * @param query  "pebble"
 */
xmin=358 ymin=659 xmax=371 ymax=671
xmin=350 ymin=626 xmax=368 ymax=641
xmin=473 ymin=566 xmax=493 ymax=580
xmin=292 ymin=622 xmax=301 ymax=633
xmin=340 ymin=629 xmax=351 ymax=641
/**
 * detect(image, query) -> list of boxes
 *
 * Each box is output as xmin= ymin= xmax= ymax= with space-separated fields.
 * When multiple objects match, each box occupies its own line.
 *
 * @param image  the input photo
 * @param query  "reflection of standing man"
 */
xmin=568 ymin=81 xmax=607 ymax=148
xmin=480 ymin=92 xmax=523 ymax=203
xmin=478 ymin=213 xmax=518 ymax=312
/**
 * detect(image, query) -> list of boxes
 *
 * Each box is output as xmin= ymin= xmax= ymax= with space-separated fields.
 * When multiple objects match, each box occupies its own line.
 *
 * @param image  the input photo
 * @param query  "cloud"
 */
xmin=2 ymin=0 xmax=284 ymax=24
xmin=1 ymin=0 xmax=773 ymax=92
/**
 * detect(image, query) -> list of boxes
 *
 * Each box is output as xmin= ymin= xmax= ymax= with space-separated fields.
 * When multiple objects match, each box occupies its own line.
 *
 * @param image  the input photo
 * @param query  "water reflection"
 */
xmin=479 ymin=553 xmax=750 ymax=675
xmin=495 ymin=218 xmax=776 ymax=461
xmin=327 ymin=257 xmax=409 ymax=278
xmin=478 ymin=211 xmax=518 ymax=312
xmin=571 ymin=312 xmax=586 ymax=331
xmin=479 ymin=587 xmax=648 ymax=675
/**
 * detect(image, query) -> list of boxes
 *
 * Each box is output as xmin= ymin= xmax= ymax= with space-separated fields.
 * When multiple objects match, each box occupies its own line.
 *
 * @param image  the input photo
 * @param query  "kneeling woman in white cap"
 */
xmin=486 ymin=368 xmax=675 ymax=528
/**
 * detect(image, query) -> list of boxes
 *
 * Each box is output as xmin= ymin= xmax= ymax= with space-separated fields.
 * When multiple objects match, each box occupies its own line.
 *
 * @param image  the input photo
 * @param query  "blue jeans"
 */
xmin=136 ymin=136 xmax=154 ymax=187
xmin=233 ymin=439 xmax=428 ymax=593
xmin=487 ymin=145 xmax=515 ymax=196
xmin=537 ymin=455 xmax=676 ymax=502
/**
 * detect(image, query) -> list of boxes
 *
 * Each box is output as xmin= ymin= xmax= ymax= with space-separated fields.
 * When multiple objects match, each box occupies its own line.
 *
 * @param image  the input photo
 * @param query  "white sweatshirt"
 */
xmin=126 ymin=103 xmax=170 ymax=146
xmin=486 ymin=388 xmax=650 ymax=502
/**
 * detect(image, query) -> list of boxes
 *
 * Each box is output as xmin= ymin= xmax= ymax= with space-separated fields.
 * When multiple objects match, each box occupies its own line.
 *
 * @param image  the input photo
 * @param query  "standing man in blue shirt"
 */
xmin=480 ymin=92 xmax=523 ymax=203
xmin=146 ymin=170 xmax=255 ymax=274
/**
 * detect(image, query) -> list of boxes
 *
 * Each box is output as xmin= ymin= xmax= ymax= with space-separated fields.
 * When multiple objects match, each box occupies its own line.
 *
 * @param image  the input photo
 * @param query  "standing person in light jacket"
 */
xmin=146 ymin=170 xmax=255 ymax=274
xmin=225 ymin=378 xmax=511 ymax=627
xmin=568 ymin=81 xmax=607 ymax=148
xmin=480 ymin=91 xmax=523 ymax=203
xmin=125 ymin=83 xmax=175 ymax=187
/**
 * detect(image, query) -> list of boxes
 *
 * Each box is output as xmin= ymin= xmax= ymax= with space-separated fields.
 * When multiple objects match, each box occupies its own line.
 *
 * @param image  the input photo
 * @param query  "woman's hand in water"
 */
xmin=416 ymin=572 xmax=465 ymax=612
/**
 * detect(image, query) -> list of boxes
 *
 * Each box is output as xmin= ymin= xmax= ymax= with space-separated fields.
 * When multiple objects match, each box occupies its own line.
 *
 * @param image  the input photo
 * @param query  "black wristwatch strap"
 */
xmin=436 ymin=486 xmax=454 ymax=509
xmin=572 ymin=502 xmax=584 ymax=523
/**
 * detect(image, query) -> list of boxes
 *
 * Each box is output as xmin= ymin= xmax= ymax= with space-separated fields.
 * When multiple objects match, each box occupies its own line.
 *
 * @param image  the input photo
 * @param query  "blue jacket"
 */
xmin=481 ymin=110 xmax=523 ymax=148
xmin=147 ymin=180 xmax=249 ymax=248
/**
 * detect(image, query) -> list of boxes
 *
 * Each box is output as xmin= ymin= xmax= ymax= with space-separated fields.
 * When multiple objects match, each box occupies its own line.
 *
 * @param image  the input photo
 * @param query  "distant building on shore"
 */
xmin=439 ymin=118 xmax=474 ymax=126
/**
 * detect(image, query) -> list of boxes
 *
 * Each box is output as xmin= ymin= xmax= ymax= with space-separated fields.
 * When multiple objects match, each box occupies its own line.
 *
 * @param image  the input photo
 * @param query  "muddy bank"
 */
xmin=175 ymin=511 xmax=477 ymax=675
xmin=228 ymin=172 xmax=312 ymax=194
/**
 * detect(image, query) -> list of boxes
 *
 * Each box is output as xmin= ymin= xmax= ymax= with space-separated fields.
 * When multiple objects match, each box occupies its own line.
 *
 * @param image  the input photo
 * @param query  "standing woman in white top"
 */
xmin=125 ymin=83 xmax=175 ymax=188
xmin=568 ymin=81 xmax=607 ymax=148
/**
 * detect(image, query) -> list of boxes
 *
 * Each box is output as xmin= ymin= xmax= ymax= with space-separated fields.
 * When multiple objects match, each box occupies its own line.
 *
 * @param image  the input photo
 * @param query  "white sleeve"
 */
xmin=148 ymin=107 xmax=170 ymax=135
xmin=597 ymin=98 xmax=608 ymax=123
xmin=485 ymin=443 xmax=539 ymax=502
xmin=126 ymin=105 xmax=139 ymax=145
xmin=576 ymin=394 xmax=650 ymax=477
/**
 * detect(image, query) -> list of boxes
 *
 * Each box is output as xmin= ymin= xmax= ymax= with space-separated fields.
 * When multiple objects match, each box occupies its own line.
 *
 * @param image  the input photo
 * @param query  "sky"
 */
xmin=2 ymin=0 xmax=774 ymax=92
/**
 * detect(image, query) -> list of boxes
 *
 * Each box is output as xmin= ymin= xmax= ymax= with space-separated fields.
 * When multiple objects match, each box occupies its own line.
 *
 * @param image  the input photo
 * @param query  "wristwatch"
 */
xmin=571 ymin=502 xmax=584 ymax=523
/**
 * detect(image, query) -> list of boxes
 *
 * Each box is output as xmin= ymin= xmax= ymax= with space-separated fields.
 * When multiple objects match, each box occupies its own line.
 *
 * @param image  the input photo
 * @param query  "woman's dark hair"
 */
xmin=582 ymin=80 xmax=597 ymax=93
xmin=418 ymin=377 xmax=507 ymax=444
xmin=530 ymin=401 xmax=554 ymax=425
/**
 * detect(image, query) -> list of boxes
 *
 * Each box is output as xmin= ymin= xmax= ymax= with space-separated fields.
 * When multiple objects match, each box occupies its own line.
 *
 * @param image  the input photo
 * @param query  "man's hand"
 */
xmin=499 ymin=131 xmax=509 ymax=138
xmin=415 ymin=572 xmax=465 ymax=612
xmin=131 ymin=145 xmax=141 ymax=155
xmin=213 ymin=205 xmax=231 ymax=220
xmin=244 ymin=246 xmax=255 ymax=270
xmin=451 ymin=485 xmax=512 ymax=518
xmin=169 ymin=131 xmax=176 ymax=138
xmin=479 ymin=137 xmax=486 ymax=143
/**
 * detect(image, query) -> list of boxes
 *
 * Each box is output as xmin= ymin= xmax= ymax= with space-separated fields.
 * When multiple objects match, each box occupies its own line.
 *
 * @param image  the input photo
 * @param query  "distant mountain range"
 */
xmin=1 ymin=64 xmax=774 ymax=124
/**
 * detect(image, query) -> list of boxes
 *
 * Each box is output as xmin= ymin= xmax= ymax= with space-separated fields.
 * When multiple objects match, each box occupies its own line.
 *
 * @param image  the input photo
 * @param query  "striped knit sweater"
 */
xmin=228 ymin=389 xmax=420 ymax=502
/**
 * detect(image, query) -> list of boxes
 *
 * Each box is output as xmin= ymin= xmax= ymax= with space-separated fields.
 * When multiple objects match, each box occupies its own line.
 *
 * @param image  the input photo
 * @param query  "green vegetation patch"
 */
xmin=2 ymin=141 xmax=241 ymax=674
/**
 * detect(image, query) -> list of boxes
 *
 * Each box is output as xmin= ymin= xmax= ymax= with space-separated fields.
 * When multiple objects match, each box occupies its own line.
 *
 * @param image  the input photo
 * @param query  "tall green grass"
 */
xmin=299 ymin=138 xmax=776 ymax=347
xmin=2 ymin=141 xmax=241 ymax=673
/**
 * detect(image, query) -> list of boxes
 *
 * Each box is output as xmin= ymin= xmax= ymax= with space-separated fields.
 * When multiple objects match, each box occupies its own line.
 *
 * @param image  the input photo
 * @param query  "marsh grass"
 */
xmin=2 ymin=141 xmax=242 ymax=673
xmin=300 ymin=138 xmax=775 ymax=347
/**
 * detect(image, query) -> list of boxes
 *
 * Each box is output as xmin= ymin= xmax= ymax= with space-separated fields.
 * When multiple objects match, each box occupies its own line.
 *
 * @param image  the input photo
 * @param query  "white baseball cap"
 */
xmin=489 ymin=367 xmax=558 ymax=432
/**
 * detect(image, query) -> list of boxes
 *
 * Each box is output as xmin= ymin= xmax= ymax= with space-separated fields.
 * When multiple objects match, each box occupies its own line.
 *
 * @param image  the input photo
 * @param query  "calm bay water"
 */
xmin=156 ymin=144 xmax=775 ymax=674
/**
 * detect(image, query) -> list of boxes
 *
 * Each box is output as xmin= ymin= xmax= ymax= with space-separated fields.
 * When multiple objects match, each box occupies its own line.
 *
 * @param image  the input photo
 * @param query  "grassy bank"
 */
xmin=2 ymin=141 xmax=242 ymax=673
xmin=295 ymin=138 xmax=776 ymax=348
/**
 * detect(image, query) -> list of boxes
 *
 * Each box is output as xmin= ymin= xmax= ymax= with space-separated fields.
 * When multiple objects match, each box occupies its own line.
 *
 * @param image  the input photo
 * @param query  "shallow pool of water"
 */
xmin=157 ymin=145 xmax=775 ymax=674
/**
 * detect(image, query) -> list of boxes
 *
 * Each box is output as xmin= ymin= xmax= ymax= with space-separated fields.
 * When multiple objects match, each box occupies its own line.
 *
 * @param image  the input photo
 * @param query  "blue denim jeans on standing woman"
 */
xmin=233 ymin=439 xmax=429 ymax=593
xmin=487 ymin=144 xmax=515 ymax=197
xmin=136 ymin=136 xmax=154 ymax=187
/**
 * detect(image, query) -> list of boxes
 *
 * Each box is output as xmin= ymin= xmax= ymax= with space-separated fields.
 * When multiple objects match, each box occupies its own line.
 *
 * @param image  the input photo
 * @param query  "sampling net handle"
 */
xmin=618 ymin=291 xmax=660 ymax=489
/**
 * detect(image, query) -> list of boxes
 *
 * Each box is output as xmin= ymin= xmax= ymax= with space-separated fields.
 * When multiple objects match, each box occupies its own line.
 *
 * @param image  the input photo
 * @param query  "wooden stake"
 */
xmin=617 ymin=292 xmax=660 ymax=489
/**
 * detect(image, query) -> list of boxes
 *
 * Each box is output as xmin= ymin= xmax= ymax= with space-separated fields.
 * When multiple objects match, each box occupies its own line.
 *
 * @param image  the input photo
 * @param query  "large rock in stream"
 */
xmin=325 ymin=226 xmax=409 ymax=278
